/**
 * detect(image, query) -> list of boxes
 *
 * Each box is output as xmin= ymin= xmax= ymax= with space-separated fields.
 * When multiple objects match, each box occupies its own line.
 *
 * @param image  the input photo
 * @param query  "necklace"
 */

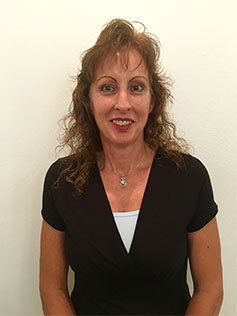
xmin=109 ymin=150 xmax=146 ymax=188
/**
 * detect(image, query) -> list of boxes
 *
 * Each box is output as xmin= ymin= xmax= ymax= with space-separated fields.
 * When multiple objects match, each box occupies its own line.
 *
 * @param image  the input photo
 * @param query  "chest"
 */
xmin=99 ymin=168 xmax=151 ymax=212
xmin=62 ymin=158 xmax=194 ymax=284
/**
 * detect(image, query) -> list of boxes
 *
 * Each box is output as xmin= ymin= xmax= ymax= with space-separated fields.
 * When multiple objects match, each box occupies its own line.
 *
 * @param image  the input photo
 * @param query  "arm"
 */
xmin=185 ymin=217 xmax=224 ymax=316
xmin=39 ymin=220 xmax=76 ymax=315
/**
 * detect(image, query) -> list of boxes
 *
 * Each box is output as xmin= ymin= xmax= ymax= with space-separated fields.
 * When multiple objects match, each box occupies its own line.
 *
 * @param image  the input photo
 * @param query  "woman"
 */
xmin=39 ymin=19 xmax=223 ymax=315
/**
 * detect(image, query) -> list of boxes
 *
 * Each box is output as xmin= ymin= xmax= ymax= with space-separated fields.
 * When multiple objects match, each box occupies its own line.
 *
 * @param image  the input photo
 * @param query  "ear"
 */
xmin=89 ymin=102 xmax=94 ymax=115
xmin=88 ymin=88 xmax=95 ymax=115
xmin=149 ymin=99 xmax=154 ymax=113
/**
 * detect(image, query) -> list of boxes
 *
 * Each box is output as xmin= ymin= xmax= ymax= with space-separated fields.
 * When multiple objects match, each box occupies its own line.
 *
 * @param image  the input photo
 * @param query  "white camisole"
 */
xmin=112 ymin=209 xmax=140 ymax=253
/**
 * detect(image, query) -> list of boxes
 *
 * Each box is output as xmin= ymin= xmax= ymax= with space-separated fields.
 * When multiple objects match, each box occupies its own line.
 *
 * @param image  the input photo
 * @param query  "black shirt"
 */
xmin=41 ymin=148 xmax=218 ymax=315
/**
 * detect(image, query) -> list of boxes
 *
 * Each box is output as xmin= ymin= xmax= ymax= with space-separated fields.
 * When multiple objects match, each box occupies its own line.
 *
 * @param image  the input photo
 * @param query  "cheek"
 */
xmin=90 ymin=102 xmax=111 ymax=123
xmin=93 ymin=97 xmax=114 ymax=116
xmin=132 ymin=96 xmax=152 ymax=115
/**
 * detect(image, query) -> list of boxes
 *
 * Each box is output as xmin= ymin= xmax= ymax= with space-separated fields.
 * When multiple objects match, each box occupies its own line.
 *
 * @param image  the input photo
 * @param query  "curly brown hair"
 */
xmin=53 ymin=18 xmax=192 ymax=198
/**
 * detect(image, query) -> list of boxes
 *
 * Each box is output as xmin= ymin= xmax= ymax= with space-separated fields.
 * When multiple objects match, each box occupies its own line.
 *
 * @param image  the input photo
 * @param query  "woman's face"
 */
xmin=89 ymin=49 xmax=154 ymax=148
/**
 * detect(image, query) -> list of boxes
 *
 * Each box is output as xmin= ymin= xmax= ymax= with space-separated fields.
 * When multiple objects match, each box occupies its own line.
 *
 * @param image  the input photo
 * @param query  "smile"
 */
xmin=111 ymin=119 xmax=133 ymax=126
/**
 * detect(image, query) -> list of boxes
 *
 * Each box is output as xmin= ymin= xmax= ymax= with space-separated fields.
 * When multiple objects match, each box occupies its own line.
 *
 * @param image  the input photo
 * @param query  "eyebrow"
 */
xmin=96 ymin=75 xmax=148 ymax=83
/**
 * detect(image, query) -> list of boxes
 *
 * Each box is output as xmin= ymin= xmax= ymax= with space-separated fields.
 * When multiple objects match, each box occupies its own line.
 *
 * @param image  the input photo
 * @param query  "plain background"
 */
xmin=1 ymin=0 xmax=236 ymax=315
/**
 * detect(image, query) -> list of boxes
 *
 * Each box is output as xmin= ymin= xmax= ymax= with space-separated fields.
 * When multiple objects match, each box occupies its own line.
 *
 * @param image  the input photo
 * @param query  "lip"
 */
xmin=110 ymin=118 xmax=134 ymax=122
xmin=111 ymin=120 xmax=132 ymax=132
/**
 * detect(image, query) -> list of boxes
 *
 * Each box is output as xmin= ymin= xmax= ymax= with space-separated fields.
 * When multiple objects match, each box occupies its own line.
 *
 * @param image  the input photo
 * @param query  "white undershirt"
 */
xmin=112 ymin=209 xmax=140 ymax=253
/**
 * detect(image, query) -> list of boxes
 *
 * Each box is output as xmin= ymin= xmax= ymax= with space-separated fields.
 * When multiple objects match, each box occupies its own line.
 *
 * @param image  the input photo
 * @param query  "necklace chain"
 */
xmin=108 ymin=150 xmax=146 ymax=188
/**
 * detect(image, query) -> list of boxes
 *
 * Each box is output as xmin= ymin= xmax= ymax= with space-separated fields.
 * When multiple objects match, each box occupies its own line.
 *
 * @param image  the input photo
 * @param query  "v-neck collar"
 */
xmin=67 ymin=147 xmax=165 ymax=269
xmin=93 ymin=146 xmax=164 ymax=259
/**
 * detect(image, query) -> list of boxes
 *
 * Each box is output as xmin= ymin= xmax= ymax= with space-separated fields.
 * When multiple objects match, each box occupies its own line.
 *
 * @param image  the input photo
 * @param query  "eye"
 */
xmin=99 ymin=84 xmax=116 ymax=94
xmin=130 ymin=83 xmax=145 ymax=93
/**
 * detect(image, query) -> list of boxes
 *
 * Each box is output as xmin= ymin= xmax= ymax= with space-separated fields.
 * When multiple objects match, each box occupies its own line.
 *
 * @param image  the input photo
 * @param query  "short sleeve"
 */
xmin=187 ymin=160 xmax=218 ymax=232
xmin=41 ymin=160 xmax=65 ymax=231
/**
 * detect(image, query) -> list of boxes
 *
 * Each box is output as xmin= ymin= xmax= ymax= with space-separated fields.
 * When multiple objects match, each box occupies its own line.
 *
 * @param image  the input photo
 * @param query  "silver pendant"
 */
xmin=120 ymin=175 xmax=128 ymax=187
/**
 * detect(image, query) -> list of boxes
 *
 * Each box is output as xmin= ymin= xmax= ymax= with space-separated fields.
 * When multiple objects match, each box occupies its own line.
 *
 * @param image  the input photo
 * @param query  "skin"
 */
xmin=89 ymin=49 xmax=154 ymax=173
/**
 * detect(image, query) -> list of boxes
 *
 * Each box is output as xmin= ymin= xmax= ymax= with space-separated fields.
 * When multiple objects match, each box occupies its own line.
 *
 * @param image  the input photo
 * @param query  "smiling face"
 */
xmin=89 ymin=49 xmax=154 ymax=149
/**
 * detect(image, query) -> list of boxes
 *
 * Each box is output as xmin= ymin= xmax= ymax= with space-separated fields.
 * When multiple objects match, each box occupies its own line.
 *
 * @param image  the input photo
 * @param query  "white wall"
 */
xmin=1 ymin=0 xmax=236 ymax=315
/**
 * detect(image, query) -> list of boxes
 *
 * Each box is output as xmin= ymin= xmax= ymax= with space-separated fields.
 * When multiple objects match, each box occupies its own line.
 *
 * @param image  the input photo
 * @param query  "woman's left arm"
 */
xmin=185 ymin=217 xmax=224 ymax=316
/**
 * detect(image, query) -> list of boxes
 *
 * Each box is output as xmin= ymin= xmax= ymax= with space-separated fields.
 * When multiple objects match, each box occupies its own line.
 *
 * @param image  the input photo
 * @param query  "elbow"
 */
xmin=217 ymin=288 xmax=224 ymax=304
xmin=39 ymin=281 xmax=69 ymax=299
xmin=39 ymin=277 xmax=69 ymax=295
xmin=39 ymin=285 xmax=69 ymax=296
xmin=212 ymin=288 xmax=224 ymax=315
xmin=195 ymin=286 xmax=224 ymax=306
xmin=195 ymin=276 xmax=224 ymax=300
xmin=213 ymin=288 xmax=224 ymax=306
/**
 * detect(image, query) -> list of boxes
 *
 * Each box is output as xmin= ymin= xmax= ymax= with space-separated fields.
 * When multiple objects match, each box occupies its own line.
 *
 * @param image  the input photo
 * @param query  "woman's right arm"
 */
xmin=39 ymin=220 xmax=76 ymax=315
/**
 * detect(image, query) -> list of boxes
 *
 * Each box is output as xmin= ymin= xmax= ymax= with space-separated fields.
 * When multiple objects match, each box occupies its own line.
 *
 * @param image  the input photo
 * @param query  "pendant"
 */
xmin=120 ymin=175 xmax=128 ymax=187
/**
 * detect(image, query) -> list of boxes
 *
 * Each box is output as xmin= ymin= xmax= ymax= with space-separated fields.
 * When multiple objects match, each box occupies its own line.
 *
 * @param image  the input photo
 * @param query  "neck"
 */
xmin=97 ymin=141 xmax=154 ymax=175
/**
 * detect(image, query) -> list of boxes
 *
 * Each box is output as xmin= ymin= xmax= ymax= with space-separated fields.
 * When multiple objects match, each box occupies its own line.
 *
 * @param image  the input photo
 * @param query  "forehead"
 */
xmin=94 ymin=49 xmax=148 ymax=78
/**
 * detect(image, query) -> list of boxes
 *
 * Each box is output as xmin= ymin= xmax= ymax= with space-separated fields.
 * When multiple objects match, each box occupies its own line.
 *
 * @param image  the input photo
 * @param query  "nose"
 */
xmin=115 ymin=89 xmax=131 ymax=112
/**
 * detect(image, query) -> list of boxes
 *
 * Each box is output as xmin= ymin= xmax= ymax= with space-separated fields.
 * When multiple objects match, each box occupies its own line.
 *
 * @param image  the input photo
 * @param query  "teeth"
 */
xmin=112 ymin=119 xmax=132 ymax=126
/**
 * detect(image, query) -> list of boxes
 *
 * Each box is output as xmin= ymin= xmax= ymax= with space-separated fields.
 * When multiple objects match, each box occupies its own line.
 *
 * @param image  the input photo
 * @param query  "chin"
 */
xmin=111 ymin=137 xmax=138 ymax=148
xmin=100 ymin=130 xmax=141 ymax=147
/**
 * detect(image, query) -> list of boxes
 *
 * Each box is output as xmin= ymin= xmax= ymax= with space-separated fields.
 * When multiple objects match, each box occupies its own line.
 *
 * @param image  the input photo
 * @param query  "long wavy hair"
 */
xmin=53 ymin=18 xmax=192 ymax=198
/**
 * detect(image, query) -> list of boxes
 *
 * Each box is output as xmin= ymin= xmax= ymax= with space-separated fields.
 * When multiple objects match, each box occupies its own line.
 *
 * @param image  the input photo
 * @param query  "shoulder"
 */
xmin=157 ymin=148 xmax=210 ymax=182
xmin=181 ymin=152 xmax=212 ymax=183
xmin=43 ymin=155 xmax=81 ymax=196
xmin=44 ymin=158 xmax=62 ymax=183
xmin=44 ymin=154 xmax=76 ymax=180
xmin=182 ymin=152 xmax=209 ymax=169
xmin=180 ymin=153 xmax=217 ymax=206
xmin=44 ymin=157 xmax=72 ymax=191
